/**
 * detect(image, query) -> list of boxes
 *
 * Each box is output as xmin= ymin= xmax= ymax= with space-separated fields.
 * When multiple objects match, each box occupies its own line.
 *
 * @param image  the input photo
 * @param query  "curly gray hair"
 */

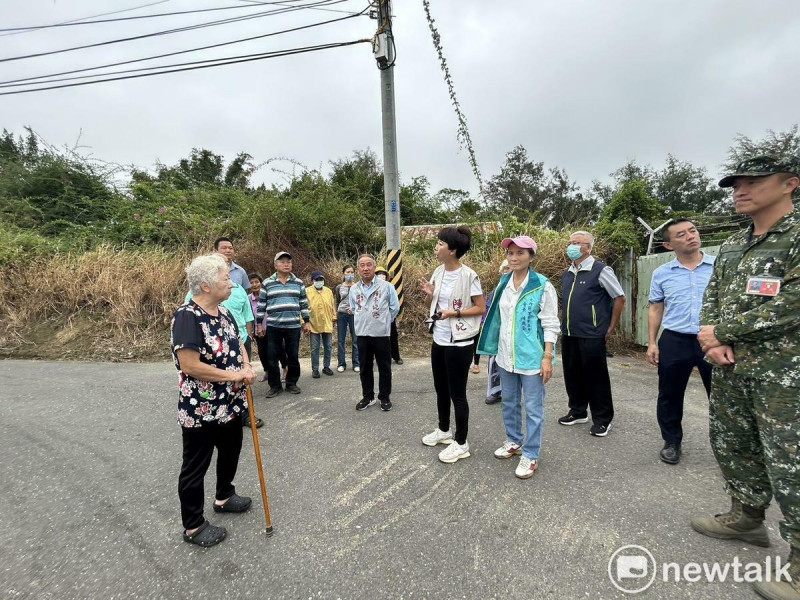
xmin=186 ymin=254 xmax=227 ymax=296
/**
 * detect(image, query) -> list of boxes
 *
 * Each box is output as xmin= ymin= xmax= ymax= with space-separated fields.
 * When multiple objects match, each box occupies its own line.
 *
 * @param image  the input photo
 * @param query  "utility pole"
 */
xmin=374 ymin=0 xmax=403 ymax=313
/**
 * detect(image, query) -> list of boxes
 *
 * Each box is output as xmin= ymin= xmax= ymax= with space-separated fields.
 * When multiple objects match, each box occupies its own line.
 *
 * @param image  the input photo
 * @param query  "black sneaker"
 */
xmin=322 ymin=367 xmax=334 ymax=376
xmin=660 ymin=443 xmax=681 ymax=464
xmin=558 ymin=411 xmax=589 ymax=426
xmin=312 ymin=370 xmax=321 ymax=379
xmin=589 ymin=423 xmax=611 ymax=437
xmin=285 ymin=384 xmax=301 ymax=394
xmin=380 ymin=399 xmax=392 ymax=411
xmin=356 ymin=398 xmax=376 ymax=411
xmin=394 ymin=358 xmax=404 ymax=365
xmin=485 ymin=393 xmax=501 ymax=405
xmin=266 ymin=386 xmax=283 ymax=398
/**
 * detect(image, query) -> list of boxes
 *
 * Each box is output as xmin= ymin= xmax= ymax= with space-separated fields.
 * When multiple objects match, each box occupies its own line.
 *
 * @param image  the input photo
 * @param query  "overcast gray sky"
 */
xmin=2 ymin=0 xmax=799 ymax=197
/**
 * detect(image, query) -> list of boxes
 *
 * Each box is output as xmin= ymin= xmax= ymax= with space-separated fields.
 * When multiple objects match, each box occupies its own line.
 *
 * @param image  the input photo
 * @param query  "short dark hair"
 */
xmin=248 ymin=272 xmax=262 ymax=281
xmin=662 ymin=218 xmax=695 ymax=243
xmin=437 ymin=226 xmax=472 ymax=259
xmin=213 ymin=237 xmax=233 ymax=250
xmin=342 ymin=265 xmax=355 ymax=273
xmin=780 ymin=172 xmax=800 ymax=192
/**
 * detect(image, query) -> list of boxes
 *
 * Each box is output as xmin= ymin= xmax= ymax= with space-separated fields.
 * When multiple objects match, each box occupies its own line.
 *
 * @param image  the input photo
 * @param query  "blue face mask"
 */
xmin=313 ymin=280 xmax=324 ymax=289
xmin=345 ymin=274 xmax=354 ymax=282
xmin=566 ymin=244 xmax=584 ymax=261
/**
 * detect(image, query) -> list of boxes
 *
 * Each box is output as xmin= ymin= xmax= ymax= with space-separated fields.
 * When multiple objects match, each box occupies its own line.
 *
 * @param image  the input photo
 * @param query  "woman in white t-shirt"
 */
xmin=419 ymin=226 xmax=485 ymax=464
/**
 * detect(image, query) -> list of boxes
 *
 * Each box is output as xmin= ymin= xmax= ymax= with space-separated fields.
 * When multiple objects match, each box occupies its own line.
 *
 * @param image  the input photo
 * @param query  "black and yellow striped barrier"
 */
xmin=386 ymin=248 xmax=404 ymax=318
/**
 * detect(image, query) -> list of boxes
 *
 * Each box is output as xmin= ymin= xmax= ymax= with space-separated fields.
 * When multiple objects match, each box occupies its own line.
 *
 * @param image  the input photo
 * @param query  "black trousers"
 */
xmin=657 ymin=329 xmax=712 ymax=445
xmin=357 ymin=336 xmax=392 ymax=401
xmin=431 ymin=342 xmax=473 ymax=444
xmin=390 ymin=320 xmax=401 ymax=361
xmin=266 ymin=326 xmax=300 ymax=388
xmin=255 ymin=333 xmax=270 ymax=372
xmin=472 ymin=325 xmax=483 ymax=366
xmin=562 ymin=335 xmax=614 ymax=426
xmin=178 ymin=420 xmax=243 ymax=530
xmin=255 ymin=332 xmax=287 ymax=373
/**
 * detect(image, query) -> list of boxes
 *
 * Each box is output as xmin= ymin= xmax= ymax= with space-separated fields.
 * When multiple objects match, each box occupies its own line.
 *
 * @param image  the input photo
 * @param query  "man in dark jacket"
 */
xmin=558 ymin=231 xmax=626 ymax=437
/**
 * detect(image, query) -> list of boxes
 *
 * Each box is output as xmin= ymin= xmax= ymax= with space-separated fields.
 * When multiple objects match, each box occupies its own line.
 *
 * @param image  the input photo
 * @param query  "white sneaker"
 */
xmin=422 ymin=428 xmax=453 ymax=447
xmin=354 ymin=366 xmax=361 ymax=373
xmin=494 ymin=440 xmax=522 ymax=459
xmin=337 ymin=366 xmax=345 ymax=373
xmin=438 ymin=441 xmax=470 ymax=464
xmin=515 ymin=456 xmax=538 ymax=479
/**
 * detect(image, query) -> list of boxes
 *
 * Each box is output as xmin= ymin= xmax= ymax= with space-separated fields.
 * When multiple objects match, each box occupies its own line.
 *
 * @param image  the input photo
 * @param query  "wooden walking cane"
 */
xmin=245 ymin=385 xmax=274 ymax=536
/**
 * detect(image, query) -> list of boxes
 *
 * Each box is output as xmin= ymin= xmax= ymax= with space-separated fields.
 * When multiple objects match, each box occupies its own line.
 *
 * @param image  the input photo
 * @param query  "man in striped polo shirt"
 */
xmin=257 ymin=251 xmax=311 ymax=398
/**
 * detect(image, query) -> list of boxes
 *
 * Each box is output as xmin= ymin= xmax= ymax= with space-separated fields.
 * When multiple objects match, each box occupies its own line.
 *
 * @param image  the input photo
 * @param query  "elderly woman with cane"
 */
xmin=171 ymin=254 xmax=256 ymax=547
xmin=477 ymin=236 xmax=560 ymax=479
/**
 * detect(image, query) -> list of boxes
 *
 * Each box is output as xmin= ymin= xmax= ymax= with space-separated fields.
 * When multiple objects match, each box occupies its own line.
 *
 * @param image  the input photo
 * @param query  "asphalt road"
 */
xmin=0 ymin=356 xmax=789 ymax=600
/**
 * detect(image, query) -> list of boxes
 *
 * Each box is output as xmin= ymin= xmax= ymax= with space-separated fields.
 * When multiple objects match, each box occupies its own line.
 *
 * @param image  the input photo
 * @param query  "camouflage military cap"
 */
xmin=719 ymin=155 xmax=800 ymax=187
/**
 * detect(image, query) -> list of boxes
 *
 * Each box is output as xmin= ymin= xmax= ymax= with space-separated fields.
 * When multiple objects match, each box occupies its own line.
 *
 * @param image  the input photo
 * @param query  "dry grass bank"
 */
xmin=0 ymin=232 xmax=629 ymax=361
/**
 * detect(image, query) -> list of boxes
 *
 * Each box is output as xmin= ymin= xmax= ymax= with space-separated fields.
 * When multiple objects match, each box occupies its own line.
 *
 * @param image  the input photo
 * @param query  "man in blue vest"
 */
xmin=558 ymin=231 xmax=626 ymax=437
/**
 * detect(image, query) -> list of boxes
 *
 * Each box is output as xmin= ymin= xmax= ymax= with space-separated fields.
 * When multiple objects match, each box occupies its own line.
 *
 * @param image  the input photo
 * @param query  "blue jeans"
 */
xmin=337 ymin=313 xmax=359 ymax=368
xmin=310 ymin=332 xmax=332 ymax=372
xmin=498 ymin=366 xmax=545 ymax=460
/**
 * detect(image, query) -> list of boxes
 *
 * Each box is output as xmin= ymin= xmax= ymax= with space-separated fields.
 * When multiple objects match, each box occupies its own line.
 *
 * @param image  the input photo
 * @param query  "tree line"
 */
xmin=1 ymin=125 xmax=798 ymax=264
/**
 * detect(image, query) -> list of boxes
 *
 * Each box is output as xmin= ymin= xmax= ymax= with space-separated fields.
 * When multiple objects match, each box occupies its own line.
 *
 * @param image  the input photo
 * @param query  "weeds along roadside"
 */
xmin=0 ymin=228 xmax=622 ymax=361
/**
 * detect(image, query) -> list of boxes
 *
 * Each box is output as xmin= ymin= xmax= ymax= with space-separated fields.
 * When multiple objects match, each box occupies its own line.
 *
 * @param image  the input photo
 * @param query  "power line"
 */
xmin=0 ymin=0 xmax=173 ymax=38
xmin=236 ymin=0 xmax=364 ymax=14
xmin=0 ymin=40 xmax=369 ymax=96
xmin=0 ymin=0 xmax=353 ymax=64
xmin=0 ymin=9 xmax=368 ymax=88
xmin=0 ymin=0 xmax=363 ymax=32
xmin=2 ymin=16 xmax=368 ymax=89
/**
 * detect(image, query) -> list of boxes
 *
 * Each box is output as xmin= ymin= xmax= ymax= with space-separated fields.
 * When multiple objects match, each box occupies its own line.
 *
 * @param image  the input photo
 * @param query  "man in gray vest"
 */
xmin=558 ymin=231 xmax=626 ymax=437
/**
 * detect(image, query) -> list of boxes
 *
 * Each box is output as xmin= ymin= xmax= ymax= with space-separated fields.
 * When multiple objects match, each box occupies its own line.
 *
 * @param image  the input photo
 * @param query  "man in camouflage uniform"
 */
xmin=690 ymin=156 xmax=800 ymax=600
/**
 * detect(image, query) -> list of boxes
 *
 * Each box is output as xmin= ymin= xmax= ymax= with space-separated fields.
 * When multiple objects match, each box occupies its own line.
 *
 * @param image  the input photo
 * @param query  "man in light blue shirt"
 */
xmin=214 ymin=237 xmax=251 ymax=292
xmin=350 ymin=254 xmax=400 ymax=412
xmin=647 ymin=219 xmax=715 ymax=464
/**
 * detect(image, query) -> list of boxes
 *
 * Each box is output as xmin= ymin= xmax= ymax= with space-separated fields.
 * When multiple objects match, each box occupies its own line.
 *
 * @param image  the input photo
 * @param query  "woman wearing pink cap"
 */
xmin=476 ymin=235 xmax=560 ymax=479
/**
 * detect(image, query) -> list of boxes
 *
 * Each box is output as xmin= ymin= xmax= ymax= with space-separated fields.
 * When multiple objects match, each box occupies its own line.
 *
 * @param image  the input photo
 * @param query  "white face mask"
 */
xmin=376 ymin=274 xmax=387 ymax=281
xmin=313 ymin=280 xmax=324 ymax=289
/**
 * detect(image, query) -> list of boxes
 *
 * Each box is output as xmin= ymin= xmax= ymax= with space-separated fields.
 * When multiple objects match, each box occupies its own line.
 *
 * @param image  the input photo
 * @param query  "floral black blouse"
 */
xmin=170 ymin=301 xmax=248 ymax=428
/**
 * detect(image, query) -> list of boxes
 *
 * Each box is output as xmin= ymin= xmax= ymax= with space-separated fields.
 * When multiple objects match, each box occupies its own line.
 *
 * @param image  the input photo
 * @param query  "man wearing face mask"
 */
xmin=306 ymin=270 xmax=336 ymax=379
xmin=558 ymin=231 xmax=626 ymax=437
